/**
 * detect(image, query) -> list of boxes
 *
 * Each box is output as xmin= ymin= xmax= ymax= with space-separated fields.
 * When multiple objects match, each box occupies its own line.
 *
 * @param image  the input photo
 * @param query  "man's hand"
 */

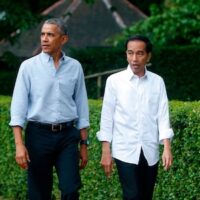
xmin=79 ymin=128 xmax=88 ymax=169
xmin=13 ymin=126 xmax=30 ymax=169
xmin=15 ymin=143 xmax=30 ymax=169
xmin=79 ymin=145 xmax=88 ymax=169
xmin=101 ymin=141 xmax=113 ymax=177
xmin=162 ymin=139 xmax=173 ymax=171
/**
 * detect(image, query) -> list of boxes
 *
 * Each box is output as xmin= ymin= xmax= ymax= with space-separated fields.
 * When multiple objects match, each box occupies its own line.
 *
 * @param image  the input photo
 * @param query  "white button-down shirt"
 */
xmin=97 ymin=65 xmax=174 ymax=166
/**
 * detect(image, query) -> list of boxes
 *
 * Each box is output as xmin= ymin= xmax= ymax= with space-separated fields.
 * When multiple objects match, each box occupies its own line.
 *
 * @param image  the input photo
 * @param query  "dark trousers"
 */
xmin=115 ymin=150 xmax=158 ymax=200
xmin=25 ymin=122 xmax=81 ymax=200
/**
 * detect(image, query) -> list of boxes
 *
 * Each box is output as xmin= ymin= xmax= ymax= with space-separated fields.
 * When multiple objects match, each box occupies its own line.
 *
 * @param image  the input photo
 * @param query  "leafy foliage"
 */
xmin=0 ymin=96 xmax=27 ymax=199
xmin=127 ymin=0 xmax=164 ymax=16
xmin=0 ymin=96 xmax=199 ymax=199
xmin=154 ymin=101 xmax=200 ymax=200
xmin=0 ymin=0 xmax=39 ymax=43
xmin=107 ymin=0 xmax=200 ymax=47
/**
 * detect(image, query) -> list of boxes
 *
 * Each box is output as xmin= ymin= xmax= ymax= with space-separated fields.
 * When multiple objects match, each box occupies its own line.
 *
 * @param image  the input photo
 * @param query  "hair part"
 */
xmin=43 ymin=18 xmax=68 ymax=36
xmin=125 ymin=35 xmax=153 ymax=53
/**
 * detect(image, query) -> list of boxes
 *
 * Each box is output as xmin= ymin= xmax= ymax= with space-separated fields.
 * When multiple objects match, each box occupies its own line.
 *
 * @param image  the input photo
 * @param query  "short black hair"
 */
xmin=125 ymin=35 xmax=153 ymax=53
xmin=43 ymin=18 xmax=68 ymax=35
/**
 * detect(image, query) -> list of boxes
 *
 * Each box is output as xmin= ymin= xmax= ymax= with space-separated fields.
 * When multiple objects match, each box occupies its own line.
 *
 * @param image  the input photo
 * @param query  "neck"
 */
xmin=51 ymin=51 xmax=62 ymax=69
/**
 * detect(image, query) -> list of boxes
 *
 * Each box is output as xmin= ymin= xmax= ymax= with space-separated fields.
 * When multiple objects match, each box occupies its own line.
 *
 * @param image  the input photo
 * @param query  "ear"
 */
xmin=61 ymin=35 xmax=69 ymax=45
xmin=147 ymin=52 xmax=152 ymax=62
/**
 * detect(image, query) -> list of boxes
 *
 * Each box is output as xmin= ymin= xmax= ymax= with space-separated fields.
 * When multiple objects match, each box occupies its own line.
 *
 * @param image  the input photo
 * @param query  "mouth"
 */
xmin=41 ymin=45 xmax=50 ymax=51
xmin=41 ymin=44 xmax=50 ymax=48
xmin=131 ymin=64 xmax=139 ymax=68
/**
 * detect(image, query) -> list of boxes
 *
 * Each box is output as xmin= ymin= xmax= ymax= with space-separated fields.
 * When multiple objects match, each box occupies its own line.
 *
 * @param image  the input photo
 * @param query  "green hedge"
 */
xmin=0 ymin=96 xmax=200 ymax=200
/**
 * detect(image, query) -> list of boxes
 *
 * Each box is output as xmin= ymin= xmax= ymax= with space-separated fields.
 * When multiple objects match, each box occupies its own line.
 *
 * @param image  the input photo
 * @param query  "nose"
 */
xmin=41 ymin=34 xmax=48 ymax=42
xmin=131 ymin=53 xmax=137 ymax=62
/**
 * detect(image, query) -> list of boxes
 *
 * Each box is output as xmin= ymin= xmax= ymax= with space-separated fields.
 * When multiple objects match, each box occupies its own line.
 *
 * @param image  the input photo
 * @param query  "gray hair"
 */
xmin=43 ymin=18 xmax=68 ymax=35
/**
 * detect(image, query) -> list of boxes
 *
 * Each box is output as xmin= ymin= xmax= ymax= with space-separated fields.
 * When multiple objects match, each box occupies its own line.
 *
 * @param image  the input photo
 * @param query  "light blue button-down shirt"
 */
xmin=9 ymin=52 xmax=89 ymax=129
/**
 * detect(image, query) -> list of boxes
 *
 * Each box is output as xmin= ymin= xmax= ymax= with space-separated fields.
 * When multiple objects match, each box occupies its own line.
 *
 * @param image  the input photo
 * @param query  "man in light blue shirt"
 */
xmin=9 ymin=18 xmax=89 ymax=200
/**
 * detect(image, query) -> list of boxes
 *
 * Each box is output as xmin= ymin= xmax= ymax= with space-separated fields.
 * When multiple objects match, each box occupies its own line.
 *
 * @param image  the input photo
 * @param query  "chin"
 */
xmin=131 ymin=67 xmax=139 ymax=72
xmin=42 ymin=49 xmax=51 ymax=54
xmin=42 ymin=48 xmax=48 ymax=52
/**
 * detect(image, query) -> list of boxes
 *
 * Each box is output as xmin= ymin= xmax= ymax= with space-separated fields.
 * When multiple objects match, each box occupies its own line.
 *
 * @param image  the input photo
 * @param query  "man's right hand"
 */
xmin=100 ymin=141 xmax=113 ymax=177
xmin=12 ymin=126 xmax=30 ymax=169
xmin=15 ymin=143 xmax=30 ymax=169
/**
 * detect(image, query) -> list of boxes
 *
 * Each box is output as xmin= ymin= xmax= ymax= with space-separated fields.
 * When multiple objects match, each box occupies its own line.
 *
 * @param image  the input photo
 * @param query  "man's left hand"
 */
xmin=162 ymin=147 xmax=173 ymax=171
xmin=79 ymin=145 xmax=88 ymax=169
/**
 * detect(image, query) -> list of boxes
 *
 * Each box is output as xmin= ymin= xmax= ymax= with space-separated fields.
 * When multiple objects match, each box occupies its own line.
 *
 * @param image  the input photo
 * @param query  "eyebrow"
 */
xmin=126 ymin=50 xmax=145 ymax=52
xmin=41 ymin=32 xmax=55 ymax=35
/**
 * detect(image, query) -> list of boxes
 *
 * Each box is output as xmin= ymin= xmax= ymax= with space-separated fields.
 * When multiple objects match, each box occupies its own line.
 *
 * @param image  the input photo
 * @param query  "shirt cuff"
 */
xmin=76 ymin=119 xmax=90 ymax=129
xmin=9 ymin=117 xmax=25 ymax=129
xmin=96 ymin=131 xmax=112 ymax=143
xmin=159 ymin=128 xmax=174 ymax=144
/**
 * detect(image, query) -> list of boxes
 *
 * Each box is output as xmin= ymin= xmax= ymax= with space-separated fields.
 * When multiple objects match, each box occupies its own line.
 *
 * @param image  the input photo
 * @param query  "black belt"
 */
xmin=28 ymin=121 xmax=74 ymax=132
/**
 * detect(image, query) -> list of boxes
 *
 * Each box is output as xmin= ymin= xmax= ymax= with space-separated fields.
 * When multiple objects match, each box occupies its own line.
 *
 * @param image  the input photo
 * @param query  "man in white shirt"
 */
xmin=97 ymin=35 xmax=173 ymax=200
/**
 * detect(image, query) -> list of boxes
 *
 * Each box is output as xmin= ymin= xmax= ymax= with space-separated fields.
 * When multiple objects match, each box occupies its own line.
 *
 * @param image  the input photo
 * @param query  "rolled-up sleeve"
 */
xmin=158 ymin=79 xmax=174 ymax=143
xmin=9 ymin=63 xmax=30 ymax=128
xmin=74 ymin=64 xmax=90 ymax=129
xmin=96 ymin=77 xmax=116 ymax=142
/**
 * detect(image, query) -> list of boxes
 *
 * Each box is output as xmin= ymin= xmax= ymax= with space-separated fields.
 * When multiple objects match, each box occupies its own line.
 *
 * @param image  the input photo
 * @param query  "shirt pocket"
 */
xmin=148 ymin=92 xmax=159 ymax=114
xmin=59 ymin=78 xmax=76 ymax=97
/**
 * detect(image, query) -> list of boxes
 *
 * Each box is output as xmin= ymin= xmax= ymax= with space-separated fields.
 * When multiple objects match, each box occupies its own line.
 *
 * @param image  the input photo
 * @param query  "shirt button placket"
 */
xmin=55 ymin=75 xmax=60 ymax=120
xmin=138 ymin=79 xmax=144 ymax=143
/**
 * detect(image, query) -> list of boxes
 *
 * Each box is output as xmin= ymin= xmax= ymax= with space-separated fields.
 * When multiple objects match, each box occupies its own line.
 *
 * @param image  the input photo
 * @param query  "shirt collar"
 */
xmin=126 ymin=65 xmax=148 ymax=81
xmin=41 ymin=51 xmax=67 ymax=63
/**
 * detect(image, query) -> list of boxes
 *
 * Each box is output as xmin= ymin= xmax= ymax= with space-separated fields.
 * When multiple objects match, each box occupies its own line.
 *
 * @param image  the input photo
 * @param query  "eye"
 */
xmin=127 ymin=50 xmax=133 ymax=55
xmin=137 ymin=51 xmax=145 ymax=56
xmin=47 ymin=33 xmax=54 ymax=37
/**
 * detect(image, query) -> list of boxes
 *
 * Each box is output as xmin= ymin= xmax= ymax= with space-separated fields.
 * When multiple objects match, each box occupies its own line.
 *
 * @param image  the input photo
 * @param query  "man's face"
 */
xmin=126 ymin=40 xmax=151 ymax=77
xmin=40 ymin=23 xmax=68 ymax=56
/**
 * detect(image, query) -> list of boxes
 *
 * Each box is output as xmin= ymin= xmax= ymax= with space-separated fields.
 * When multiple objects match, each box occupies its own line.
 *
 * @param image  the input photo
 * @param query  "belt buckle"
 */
xmin=52 ymin=124 xmax=62 ymax=132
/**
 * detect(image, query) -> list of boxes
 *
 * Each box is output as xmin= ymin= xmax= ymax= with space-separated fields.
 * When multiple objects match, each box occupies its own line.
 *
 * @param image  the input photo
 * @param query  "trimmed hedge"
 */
xmin=154 ymin=101 xmax=200 ymax=200
xmin=0 ymin=96 xmax=200 ymax=199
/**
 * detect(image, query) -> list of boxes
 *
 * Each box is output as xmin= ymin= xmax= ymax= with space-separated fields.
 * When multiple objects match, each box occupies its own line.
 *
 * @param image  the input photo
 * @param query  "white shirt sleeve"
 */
xmin=158 ymin=78 xmax=174 ymax=143
xmin=96 ymin=76 xmax=116 ymax=142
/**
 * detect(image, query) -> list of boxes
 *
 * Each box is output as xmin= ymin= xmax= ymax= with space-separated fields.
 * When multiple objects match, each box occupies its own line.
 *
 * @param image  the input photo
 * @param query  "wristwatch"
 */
xmin=80 ymin=139 xmax=89 ymax=146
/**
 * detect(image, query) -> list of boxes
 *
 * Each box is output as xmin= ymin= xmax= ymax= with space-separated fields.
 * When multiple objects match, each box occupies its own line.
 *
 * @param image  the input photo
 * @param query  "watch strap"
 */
xmin=80 ymin=139 xmax=89 ymax=146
